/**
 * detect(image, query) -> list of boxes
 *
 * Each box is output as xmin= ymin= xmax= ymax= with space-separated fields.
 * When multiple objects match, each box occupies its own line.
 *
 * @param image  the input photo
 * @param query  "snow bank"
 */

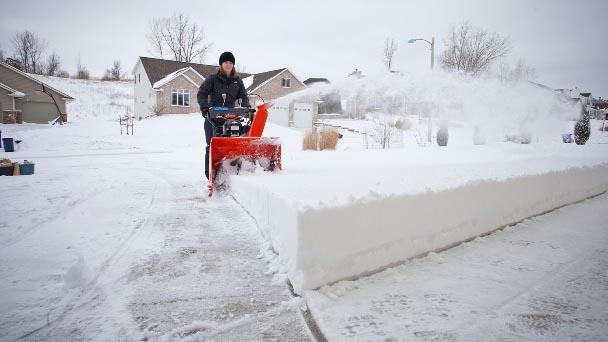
xmin=232 ymin=153 xmax=608 ymax=294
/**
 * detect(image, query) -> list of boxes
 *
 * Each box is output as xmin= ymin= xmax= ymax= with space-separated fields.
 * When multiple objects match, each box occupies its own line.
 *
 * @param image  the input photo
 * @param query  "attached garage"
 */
xmin=0 ymin=62 xmax=73 ymax=124
xmin=293 ymin=102 xmax=313 ymax=128
xmin=22 ymin=102 xmax=61 ymax=123
xmin=267 ymin=102 xmax=290 ymax=127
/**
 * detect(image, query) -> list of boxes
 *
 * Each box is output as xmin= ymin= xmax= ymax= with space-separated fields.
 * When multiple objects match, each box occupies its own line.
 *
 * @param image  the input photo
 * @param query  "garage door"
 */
xmin=267 ymin=102 xmax=289 ymax=127
xmin=22 ymin=102 xmax=60 ymax=124
xmin=293 ymin=102 xmax=313 ymax=128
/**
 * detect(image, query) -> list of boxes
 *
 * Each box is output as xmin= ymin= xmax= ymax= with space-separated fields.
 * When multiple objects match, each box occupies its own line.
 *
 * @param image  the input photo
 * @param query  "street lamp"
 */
xmin=408 ymin=37 xmax=434 ymax=70
xmin=408 ymin=37 xmax=435 ymax=143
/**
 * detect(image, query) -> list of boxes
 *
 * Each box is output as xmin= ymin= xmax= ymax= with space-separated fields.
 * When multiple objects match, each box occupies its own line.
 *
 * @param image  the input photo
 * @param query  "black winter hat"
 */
xmin=219 ymin=51 xmax=235 ymax=65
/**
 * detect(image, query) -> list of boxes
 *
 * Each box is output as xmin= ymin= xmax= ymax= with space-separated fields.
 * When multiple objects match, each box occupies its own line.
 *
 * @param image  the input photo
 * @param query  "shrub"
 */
xmin=319 ymin=129 xmax=340 ymax=150
xmin=303 ymin=129 xmax=319 ymax=150
xmin=520 ymin=131 xmax=532 ymax=144
xmin=303 ymin=128 xmax=340 ymax=150
xmin=574 ymin=117 xmax=590 ymax=145
xmin=394 ymin=118 xmax=412 ymax=131
xmin=437 ymin=124 xmax=448 ymax=146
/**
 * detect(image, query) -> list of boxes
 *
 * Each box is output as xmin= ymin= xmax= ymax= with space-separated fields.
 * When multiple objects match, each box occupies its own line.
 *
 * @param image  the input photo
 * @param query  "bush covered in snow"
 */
xmin=437 ymin=124 xmax=449 ymax=146
xmin=575 ymin=117 xmax=591 ymax=145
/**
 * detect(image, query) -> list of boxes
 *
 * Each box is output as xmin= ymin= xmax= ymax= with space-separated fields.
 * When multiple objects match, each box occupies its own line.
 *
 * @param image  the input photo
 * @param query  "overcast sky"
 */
xmin=1 ymin=0 xmax=606 ymax=97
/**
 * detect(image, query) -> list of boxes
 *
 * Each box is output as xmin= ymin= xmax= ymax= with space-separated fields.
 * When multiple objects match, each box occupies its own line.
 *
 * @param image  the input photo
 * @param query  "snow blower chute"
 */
xmin=207 ymin=102 xmax=281 ymax=196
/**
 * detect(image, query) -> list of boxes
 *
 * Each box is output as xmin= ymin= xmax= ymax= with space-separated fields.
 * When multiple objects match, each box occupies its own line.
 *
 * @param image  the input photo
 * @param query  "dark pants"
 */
xmin=204 ymin=119 xmax=213 ymax=180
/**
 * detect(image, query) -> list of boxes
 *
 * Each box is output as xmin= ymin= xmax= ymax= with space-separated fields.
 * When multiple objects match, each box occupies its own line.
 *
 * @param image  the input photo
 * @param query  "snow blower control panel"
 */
xmin=208 ymin=107 xmax=254 ymax=138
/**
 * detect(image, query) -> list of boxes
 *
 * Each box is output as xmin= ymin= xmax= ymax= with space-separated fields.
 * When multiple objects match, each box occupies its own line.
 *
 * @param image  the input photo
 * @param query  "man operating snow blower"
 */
xmin=197 ymin=51 xmax=281 ymax=196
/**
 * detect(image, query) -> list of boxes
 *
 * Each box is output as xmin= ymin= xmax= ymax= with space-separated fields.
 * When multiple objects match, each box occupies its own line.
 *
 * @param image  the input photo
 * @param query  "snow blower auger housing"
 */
xmin=207 ymin=102 xmax=281 ymax=196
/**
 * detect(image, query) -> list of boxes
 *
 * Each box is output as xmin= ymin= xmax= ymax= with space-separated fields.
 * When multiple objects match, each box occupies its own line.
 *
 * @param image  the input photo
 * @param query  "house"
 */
xmin=593 ymin=98 xmax=608 ymax=120
xmin=246 ymin=68 xmax=319 ymax=128
xmin=303 ymin=78 xmax=330 ymax=86
xmin=132 ymin=57 xmax=318 ymax=128
xmin=0 ymin=62 xmax=73 ymax=124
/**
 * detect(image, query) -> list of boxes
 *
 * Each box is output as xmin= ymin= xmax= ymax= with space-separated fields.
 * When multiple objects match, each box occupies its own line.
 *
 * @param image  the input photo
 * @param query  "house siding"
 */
xmin=253 ymin=69 xmax=307 ymax=103
xmin=184 ymin=69 xmax=204 ymax=85
xmin=0 ymin=64 xmax=69 ymax=123
xmin=133 ymin=59 xmax=155 ymax=119
xmin=0 ymin=88 xmax=14 ymax=111
xmin=156 ymin=75 xmax=201 ymax=115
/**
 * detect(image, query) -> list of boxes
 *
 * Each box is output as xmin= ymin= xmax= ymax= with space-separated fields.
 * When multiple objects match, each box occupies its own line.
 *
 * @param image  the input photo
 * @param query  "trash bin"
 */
xmin=19 ymin=163 xmax=35 ymax=175
xmin=561 ymin=133 xmax=573 ymax=143
xmin=2 ymin=138 xmax=14 ymax=152
xmin=0 ymin=166 xmax=13 ymax=176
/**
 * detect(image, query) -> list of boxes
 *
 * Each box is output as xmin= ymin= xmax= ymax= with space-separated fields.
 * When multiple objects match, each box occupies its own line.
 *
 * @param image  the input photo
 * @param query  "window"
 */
xmin=138 ymin=74 xmax=140 ymax=83
xmin=171 ymin=89 xmax=190 ymax=107
xmin=281 ymin=78 xmax=291 ymax=88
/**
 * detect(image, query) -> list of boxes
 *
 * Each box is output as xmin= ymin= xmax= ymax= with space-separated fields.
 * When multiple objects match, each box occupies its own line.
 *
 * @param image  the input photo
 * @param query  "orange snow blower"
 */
xmin=207 ymin=102 xmax=281 ymax=196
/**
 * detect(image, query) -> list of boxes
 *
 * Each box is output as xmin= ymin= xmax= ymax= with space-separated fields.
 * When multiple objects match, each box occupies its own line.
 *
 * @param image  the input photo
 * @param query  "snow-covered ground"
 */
xmin=1 ymin=74 xmax=607 ymax=341
xmin=306 ymin=192 xmax=608 ymax=341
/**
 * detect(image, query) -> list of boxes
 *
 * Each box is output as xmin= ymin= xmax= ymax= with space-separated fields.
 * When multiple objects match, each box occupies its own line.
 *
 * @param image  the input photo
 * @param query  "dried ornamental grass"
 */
xmin=319 ymin=128 xmax=340 ymax=150
xmin=302 ymin=129 xmax=319 ymax=150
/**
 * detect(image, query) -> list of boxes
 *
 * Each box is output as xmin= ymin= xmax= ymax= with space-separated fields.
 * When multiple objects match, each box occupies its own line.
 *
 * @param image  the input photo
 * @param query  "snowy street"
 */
xmin=306 ymin=193 xmax=608 ymax=341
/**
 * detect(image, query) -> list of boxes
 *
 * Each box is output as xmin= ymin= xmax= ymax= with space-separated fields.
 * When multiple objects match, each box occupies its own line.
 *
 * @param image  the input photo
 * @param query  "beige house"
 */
xmin=0 ymin=62 xmax=73 ymax=124
xmin=132 ymin=57 xmax=318 ymax=128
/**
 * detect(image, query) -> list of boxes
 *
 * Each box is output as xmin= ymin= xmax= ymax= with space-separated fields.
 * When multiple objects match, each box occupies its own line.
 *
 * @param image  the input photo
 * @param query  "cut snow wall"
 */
xmin=232 ymin=164 xmax=608 ymax=294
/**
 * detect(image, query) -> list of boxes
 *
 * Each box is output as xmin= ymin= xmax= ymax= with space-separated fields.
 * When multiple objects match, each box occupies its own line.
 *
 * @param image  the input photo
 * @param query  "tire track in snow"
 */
xmin=14 ymin=173 xmax=173 ymax=341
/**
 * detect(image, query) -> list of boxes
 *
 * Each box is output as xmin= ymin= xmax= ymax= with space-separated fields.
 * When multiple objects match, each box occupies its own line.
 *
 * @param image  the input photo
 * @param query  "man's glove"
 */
xmin=202 ymin=107 xmax=209 ymax=118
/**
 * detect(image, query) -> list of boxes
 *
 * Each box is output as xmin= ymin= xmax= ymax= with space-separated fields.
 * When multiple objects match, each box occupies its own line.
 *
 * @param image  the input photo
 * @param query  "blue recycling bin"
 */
xmin=2 ymin=138 xmax=14 ymax=152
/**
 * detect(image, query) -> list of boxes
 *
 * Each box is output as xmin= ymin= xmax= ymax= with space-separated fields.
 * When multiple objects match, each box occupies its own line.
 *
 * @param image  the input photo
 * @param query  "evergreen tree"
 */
xmin=574 ymin=116 xmax=590 ymax=145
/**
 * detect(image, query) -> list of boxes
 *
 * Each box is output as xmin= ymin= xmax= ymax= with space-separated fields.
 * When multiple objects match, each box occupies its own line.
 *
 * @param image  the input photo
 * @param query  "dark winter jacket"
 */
xmin=197 ymin=72 xmax=250 ymax=110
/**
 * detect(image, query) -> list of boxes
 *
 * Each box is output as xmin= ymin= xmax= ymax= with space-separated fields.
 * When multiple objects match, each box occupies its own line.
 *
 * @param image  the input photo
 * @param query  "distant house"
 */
xmin=593 ymin=99 xmax=608 ymax=120
xmin=132 ymin=57 xmax=318 ymax=128
xmin=303 ymin=78 xmax=330 ymax=86
xmin=0 ymin=62 xmax=73 ymax=124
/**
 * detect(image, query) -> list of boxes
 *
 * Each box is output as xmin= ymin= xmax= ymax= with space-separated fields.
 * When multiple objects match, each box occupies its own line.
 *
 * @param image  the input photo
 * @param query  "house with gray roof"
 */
xmin=0 ymin=62 xmax=73 ymax=124
xmin=132 ymin=57 xmax=318 ymax=128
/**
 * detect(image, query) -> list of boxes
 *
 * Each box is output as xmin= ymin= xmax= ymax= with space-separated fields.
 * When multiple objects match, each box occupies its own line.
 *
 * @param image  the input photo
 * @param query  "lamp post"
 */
xmin=408 ymin=37 xmax=435 ymax=143
xmin=408 ymin=37 xmax=434 ymax=70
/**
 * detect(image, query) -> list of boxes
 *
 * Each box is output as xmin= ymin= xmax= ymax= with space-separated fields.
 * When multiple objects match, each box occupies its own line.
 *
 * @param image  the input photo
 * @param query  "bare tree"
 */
xmin=45 ymin=51 xmax=62 ymax=76
xmin=235 ymin=62 xmax=247 ymax=73
xmin=383 ymin=38 xmax=398 ymax=71
xmin=0 ymin=44 xmax=4 ymax=62
xmin=4 ymin=57 xmax=23 ymax=70
xmin=148 ymin=19 xmax=166 ymax=59
xmin=75 ymin=57 xmax=90 ymax=79
xmin=148 ymin=12 xmax=213 ymax=63
xmin=371 ymin=115 xmax=397 ymax=149
xmin=439 ymin=22 xmax=510 ymax=76
xmin=103 ymin=60 xmax=125 ymax=81
xmin=498 ymin=59 xmax=537 ymax=83
xmin=11 ymin=30 xmax=47 ymax=74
